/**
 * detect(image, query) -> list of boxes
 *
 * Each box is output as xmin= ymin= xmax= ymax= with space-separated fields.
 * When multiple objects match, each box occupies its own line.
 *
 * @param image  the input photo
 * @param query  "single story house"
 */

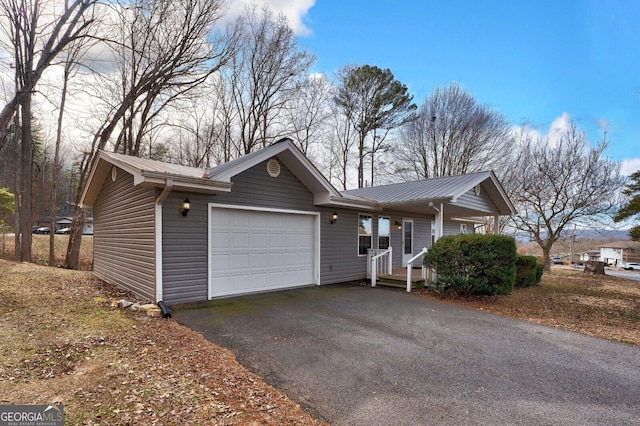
xmin=80 ymin=138 xmax=515 ymax=305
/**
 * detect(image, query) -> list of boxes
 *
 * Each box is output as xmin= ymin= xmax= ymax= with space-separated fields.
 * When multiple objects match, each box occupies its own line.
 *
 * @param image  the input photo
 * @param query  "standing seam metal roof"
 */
xmin=341 ymin=172 xmax=492 ymax=203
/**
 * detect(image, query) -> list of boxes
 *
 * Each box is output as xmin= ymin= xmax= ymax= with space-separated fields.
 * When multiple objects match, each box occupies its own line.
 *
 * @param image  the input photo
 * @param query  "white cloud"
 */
xmin=621 ymin=158 xmax=640 ymax=176
xmin=224 ymin=0 xmax=315 ymax=36
xmin=546 ymin=112 xmax=572 ymax=147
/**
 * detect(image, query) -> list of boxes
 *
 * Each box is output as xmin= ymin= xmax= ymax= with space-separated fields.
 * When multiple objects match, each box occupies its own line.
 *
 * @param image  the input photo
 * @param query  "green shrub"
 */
xmin=534 ymin=263 xmax=544 ymax=283
xmin=515 ymin=255 xmax=541 ymax=287
xmin=423 ymin=234 xmax=517 ymax=296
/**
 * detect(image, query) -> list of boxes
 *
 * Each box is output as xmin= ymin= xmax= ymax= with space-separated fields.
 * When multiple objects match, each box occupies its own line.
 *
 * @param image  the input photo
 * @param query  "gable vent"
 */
xmin=266 ymin=158 xmax=281 ymax=177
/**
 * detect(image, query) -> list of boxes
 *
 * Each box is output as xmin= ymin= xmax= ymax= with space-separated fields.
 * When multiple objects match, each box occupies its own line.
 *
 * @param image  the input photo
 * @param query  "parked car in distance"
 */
xmin=55 ymin=227 xmax=71 ymax=234
xmin=32 ymin=226 xmax=40 ymax=234
xmin=550 ymin=256 xmax=564 ymax=265
xmin=35 ymin=226 xmax=50 ymax=234
xmin=623 ymin=262 xmax=640 ymax=271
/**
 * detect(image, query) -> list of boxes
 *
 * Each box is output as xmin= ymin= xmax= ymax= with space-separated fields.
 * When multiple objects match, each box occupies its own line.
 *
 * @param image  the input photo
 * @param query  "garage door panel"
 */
xmin=209 ymin=207 xmax=316 ymax=298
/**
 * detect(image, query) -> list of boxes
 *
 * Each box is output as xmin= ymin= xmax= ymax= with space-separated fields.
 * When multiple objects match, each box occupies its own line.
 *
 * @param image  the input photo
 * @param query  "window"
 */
xmin=431 ymin=221 xmax=436 ymax=245
xmin=460 ymin=224 xmax=467 ymax=234
xmin=378 ymin=217 xmax=390 ymax=249
xmin=358 ymin=214 xmax=372 ymax=255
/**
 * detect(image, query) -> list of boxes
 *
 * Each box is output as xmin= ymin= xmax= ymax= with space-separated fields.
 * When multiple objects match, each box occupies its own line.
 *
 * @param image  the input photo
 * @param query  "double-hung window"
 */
xmin=378 ymin=217 xmax=390 ymax=249
xmin=358 ymin=214 xmax=372 ymax=255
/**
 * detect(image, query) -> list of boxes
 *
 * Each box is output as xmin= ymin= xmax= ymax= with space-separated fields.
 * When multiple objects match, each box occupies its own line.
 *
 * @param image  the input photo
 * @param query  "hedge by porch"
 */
xmin=423 ymin=234 xmax=517 ymax=295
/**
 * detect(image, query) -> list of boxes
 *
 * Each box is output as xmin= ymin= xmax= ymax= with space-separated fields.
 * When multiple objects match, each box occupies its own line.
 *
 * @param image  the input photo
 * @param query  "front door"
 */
xmin=402 ymin=219 xmax=413 ymax=265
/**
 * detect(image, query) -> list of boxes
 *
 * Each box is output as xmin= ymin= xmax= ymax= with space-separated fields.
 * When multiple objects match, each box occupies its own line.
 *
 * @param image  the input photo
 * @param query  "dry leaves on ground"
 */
xmin=0 ymin=260 xmax=326 ymax=425
xmin=417 ymin=269 xmax=640 ymax=345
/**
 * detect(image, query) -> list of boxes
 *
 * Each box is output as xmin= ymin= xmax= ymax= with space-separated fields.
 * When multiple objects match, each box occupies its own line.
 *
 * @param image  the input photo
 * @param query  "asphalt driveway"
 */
xmin=174 ymin=284 xmax=640 ymax=425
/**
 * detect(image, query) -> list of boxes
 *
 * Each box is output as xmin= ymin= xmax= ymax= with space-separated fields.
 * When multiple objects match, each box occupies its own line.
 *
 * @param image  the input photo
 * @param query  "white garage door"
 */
xmin=209 ymin=206 xmax=317 ymax=298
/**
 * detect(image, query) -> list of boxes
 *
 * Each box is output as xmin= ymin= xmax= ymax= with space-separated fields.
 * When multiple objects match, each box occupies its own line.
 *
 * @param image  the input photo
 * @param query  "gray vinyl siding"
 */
xmin=162 ymin=160 xmax=318 ymax=305
xmin=93 ymin=168 xmax=156 ymax=302
xmin=447 ymin=220 xmax=477 ymax=236
xmin=319 ymin=208 xmax=369 ymax=284
xmin=414 ymin=219 xmax=431 ymax=252
xmin=455 ymin=188 xmax=499 ymax=214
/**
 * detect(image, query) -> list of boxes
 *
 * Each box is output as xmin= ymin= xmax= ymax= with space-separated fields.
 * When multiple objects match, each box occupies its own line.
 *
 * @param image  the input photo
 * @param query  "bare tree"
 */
xmin=219 ymin=5 xmax=314 ymax=156
xmin=64 ymin=0 xmax=238 ymax=269
xmin=504 ymin=124 xmax=624 ymax=269
xmin=325 ymin=96 xmax=356 ymax=190
xmin=0 ymin=0 xmax=97 ymax=146
xmin=0 ymin=0 xmax=97 ymax=261
xmin=48 ymin=38 xmax=89 ymax=266
xmin=334 ymin=64 xmax=415 ymax=188
xmin=395 ymin=82 xmax=513 ymax=181
xmin=283 ymin=73 xmax=331 ymax=157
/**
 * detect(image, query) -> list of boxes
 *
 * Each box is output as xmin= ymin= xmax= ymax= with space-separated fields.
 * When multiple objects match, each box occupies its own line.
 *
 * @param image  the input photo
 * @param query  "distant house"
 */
xmin=580 ymin=250 xmax=601 ymax=262
xmin=599 ymin=241 xmax=640 ymax=266
xmin=79 ymin=139 xmax=515 ymax=305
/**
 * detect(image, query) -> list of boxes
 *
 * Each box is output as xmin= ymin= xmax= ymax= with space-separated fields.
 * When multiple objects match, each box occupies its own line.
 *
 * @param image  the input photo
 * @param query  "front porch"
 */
xmin=375 ymin=268 xmax=430 ymax=290
xmin=367 ymin=248 xmax=432 ymax=292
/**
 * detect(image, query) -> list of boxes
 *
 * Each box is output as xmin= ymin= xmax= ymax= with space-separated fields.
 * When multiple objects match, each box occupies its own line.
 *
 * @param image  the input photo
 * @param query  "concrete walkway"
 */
xmin=174 ymin=284 xmax=640 ymax=425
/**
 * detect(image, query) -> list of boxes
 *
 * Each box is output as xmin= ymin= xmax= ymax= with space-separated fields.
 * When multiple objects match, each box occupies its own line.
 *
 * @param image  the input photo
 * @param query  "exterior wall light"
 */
xmin=395 ymin=220 xmax=402 ymax=230
xmin=181 ymin=198 xmax=191 ymax=217
xmin=330 ymin=212 xmax=338 ymax=224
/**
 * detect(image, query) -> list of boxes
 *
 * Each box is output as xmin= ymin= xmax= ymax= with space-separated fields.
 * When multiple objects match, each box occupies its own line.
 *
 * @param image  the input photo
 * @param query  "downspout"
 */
xmin=431 ymin=203 xmax=444 ymax=241
xmin=155 ymin=179 xmax=173 ymax=305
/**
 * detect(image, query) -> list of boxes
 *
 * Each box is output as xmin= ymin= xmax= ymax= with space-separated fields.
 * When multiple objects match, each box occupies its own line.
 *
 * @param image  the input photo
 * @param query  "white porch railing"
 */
xmin=368 ymin=247 xmax=392 ymax=288
xmin=406 ymin=247 xmax=429 ymax=293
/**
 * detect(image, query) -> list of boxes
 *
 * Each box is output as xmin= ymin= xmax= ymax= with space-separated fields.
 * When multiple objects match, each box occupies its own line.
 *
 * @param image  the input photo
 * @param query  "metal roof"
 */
xmin=100 ymin=151 xmax=208 ymax=180
xmin=82 ymin=147 xmax=515 ymax=216
xmin=341 ymin=172 xmax=493 ymax=203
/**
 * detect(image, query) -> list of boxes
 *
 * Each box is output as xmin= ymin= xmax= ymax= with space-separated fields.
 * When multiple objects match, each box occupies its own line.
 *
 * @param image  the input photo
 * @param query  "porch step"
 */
xmin=376 ymin=275 xmax=425 ymax=290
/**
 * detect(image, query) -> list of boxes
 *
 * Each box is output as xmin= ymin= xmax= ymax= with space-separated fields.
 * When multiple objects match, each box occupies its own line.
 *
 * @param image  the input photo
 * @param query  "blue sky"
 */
xmin=277 ymin=0 xmax=640 ymax=175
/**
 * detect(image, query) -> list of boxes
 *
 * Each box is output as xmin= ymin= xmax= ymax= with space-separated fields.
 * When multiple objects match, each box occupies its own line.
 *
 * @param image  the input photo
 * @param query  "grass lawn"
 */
xmin=417 ymin=268 xmax=640 ymax=345
xmin=0 ymin=234 xmax=93 ymax=270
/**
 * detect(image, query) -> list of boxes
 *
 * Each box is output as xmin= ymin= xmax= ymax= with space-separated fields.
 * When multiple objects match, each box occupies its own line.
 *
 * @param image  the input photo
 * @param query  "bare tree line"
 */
xmin=0 ymin=0 xmax=627 ymax=270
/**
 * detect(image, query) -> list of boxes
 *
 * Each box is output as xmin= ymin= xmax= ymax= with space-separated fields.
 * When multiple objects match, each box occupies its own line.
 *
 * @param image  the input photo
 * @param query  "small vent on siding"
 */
xmin=266 ymin=158 xmax=281 ymax=177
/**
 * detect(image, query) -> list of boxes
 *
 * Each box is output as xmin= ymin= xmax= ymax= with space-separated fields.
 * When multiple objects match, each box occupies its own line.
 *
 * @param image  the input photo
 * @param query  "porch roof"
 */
xmin=341 ymin=171 xmax=515 ymax=218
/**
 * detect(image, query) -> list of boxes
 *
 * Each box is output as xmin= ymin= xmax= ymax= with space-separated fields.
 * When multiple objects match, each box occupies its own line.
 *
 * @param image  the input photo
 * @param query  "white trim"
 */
xmin=358 ymin=213 xmax=373 ymax=257
xmin=154 ymin=179 xmax=173 ymax=302
xmin=377 ymin=216 xmax=390 ymax=250
xmin=207 ymin=203 xmax=321 ymax=299
xmin=402 ymin=219 xmax=414 ymax=264
xmin=155 ymin=203 xmax=163 ymax=302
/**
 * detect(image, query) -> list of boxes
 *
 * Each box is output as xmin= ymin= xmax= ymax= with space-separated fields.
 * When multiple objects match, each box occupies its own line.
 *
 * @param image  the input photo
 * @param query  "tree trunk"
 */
xmin=13 ymin=111 xmax=21 ymax=260
xmin=19 ymin=95 xmax=32 ymax=262
xmin=49 ymin=63 xmax=70 ymax=266
xmin=583 ymin=261 xmax=606 ymax=275
xmin=541 ymin=246 xmax=551 ymax=271
xmin=64 ymin=211 xmax=84 ymax=270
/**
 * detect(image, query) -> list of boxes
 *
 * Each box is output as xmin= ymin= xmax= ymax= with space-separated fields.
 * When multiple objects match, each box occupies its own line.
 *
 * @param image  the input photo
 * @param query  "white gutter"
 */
xmin=155 ymin=179 xmax=173 ymax=302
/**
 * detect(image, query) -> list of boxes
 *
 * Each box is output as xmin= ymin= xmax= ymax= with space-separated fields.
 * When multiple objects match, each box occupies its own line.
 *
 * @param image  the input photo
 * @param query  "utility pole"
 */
xmin=570 ymin=225 xmax=576 ymax=266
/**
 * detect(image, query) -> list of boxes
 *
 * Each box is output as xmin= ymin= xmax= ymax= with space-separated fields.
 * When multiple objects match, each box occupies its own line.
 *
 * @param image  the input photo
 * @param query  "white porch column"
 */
xmin=437 ymin=203 xmax=444 ymax=240
xmin=493 ymin=215 xmax=499 ymax=235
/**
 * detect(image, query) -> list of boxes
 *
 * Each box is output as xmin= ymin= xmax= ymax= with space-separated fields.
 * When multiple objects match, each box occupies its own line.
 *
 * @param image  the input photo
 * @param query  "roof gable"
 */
xmin=207 ymin=138 xmax=341 ymax=198
xmin=80 ymin=151 xmax=233 ymax=208
xmin=342 ymin=172 xmax=515 ymax=215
